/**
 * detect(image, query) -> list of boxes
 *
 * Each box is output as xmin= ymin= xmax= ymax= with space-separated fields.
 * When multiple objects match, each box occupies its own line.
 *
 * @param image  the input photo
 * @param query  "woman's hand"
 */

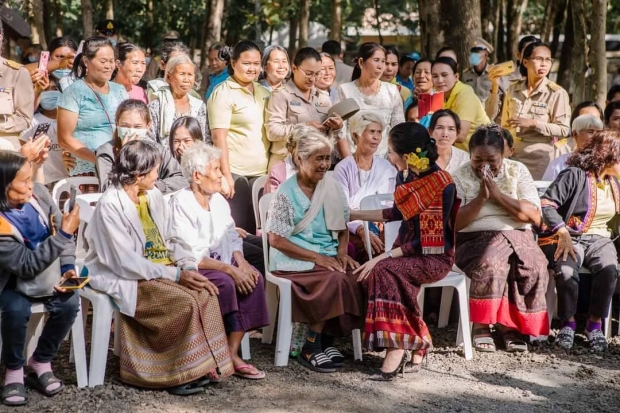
xmin=313 ymin=254 xmax=345 ymax=273
xmin=121 ymin=133 xmax=142 ymax=146
xmin=483 ymin=174 xmax=502 ymax=201
xmin=179 ymin=269 xmax=219 ymax=295
xmin=228 ymin=262 xmax=257 ymax=295
xmin=323 ymin=115 xmax=343 ymax=131
xmin=356 ymin=226 xmax=384 ymax=255
xmin=60 ymin=204 xmax=81 ymax=234
xmin=20 ymin=136 xmax=50 ymax=162
xmin=554 ymin=227 xmax=577 ymax=263
xmin=488 ymin=66 xmax=503 ymax=93
xmin=337 ymin=253 xmax=359 ymax=271
xmin=508 ymin=117 xmax=536 ymax=130
xmin=221 ymin=174 xmax=235 ymax=199
xmin=306 ymin=121 xmax=327 ymax=132
xmin=55 ymin=269 xmax=78 ymax=293
xmin=62 ymin=151 xmax=76 ymax=172
xmin=353 ymin=255 xmax=383 ymax=282
xmin=34 ymin=73 xmax=50 ymax=95
xmin=477 ymin=176 xmax=490 ymax=201
xmin=236 ymin=227 xmax=248 ymax=238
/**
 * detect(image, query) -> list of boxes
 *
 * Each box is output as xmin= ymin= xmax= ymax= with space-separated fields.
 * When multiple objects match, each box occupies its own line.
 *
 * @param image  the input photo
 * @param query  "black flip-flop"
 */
xmin=2 ymin=383 xmax=28 ymax=406
xmin=25 ymin=372 xmax=64 ymax=397
xmin=297 ymin=352 xmax=337 ymax=373
xmin=167 ymin=379 xmax=207 ymax=396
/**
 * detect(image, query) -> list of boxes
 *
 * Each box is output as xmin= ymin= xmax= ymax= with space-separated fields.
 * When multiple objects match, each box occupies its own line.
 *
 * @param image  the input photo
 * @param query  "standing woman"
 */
xmin=259 ymin=45 xmax=290 ymax=92
xmin=499 ymin=41 xmax=570 ymax=180
xmin=381 ymin=46 xmax=413 ymax=110
xmin=336 ymin=42 xmax=405 ymax=159
xmin=265 ymin=47 xmax=343 ymax=171
xmin=203 ymin=43 xmax=229 ymax=101
xmin=431 ymin=57 xmax=490 ymax=151
xmin=113 ymin=42 xmax=148 ymax=103
xmin=207 ymin=40 xmax=270 ymax=233
xmin=57 ymin=37 xmax=129 ymax=181
xmin=352 ymin=122 xmax=459 ymax=380
xmin=315 ymin=52 xmax=338 ymax=103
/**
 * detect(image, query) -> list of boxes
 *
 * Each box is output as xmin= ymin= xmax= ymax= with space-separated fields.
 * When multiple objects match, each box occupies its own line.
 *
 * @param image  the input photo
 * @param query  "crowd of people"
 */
xmin=2 ymin=17 xmax=620 ymax=406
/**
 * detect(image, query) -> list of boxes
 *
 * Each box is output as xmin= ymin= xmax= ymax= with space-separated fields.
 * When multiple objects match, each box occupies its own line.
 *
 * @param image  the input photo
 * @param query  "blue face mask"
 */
xmin=39 ymin=91 xmax=62 ymax=111
xmin=110 ymin=39 xmax=117 ymax=47
xmin=52 ymin=69 xmax=72 ymax=80
xmin=469 ymin=52 xmax=482 ymax=67
xmin=27 ymin=56 xmax=37 ymax=63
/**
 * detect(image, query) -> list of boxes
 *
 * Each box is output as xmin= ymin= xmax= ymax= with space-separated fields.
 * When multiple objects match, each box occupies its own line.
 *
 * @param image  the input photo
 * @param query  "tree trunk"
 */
xmin=490 ymin=0 xmax=501 ymax=58
xmin=28 ymin=0 xmax=47 ymax=48
xmin=330 ymin=0 xmax=342 ymax=41
xmin=557 ymin=1 xmax=573 ymax=93
xmin=589 ymin=0 xmax=607 ymax=108
xmin=299 ymin=0 xmax=311 ymax=48
xmin=204 ymin=0 xmax=224 ymax=51
xmin=418 ymin=0 xmax=444 ymax=58
xmin=105 ymin=0 xmax=114 ymax=20
xmin=288 ymin=14 xmax=299 ymax=56
xmin=480 ymin=0 xmax=492 ymax=44
xmin=550 ymin=0 xmax=568 ymax=57
xmin=373 ymin=0 xmax=383 ymax=45
xmin=570 ymin=0 xmax=587 ymax=105
xmin=81 ymin=0 xmax=94 ymax=38
xmin=496 ymin=0 xmax=506 ymax=62
xmin=441 ymin=0 xmax=482 ymax=73
xmin=505 ymin=0 xmax=528 ymax=62
xmin=53 ymin=0 xmax=63 ymax=37
xmin=540 ymin=0 xmax=554 ymax=42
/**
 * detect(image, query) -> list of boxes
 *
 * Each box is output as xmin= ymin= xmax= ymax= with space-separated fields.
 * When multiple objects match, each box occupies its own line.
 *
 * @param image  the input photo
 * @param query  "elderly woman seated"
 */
xmin=539 ymin=130 xmax=620 ymax=351
xmin=264 ymin=124 xmax=309 ymax=194
xmin=453 ymin=125 xmax=549 ymax=353
xmin=85 ymin=141 xmax=233 ymax=395
xmin=0 ymin=151 xmax=80 ymax=406
xmin=265 ymin=128 xmax=365 ymax=373
xmin=169 ymin=142 xmax=269 ymax=379
xmin=334 ymin=113 xmax=396 ymax=262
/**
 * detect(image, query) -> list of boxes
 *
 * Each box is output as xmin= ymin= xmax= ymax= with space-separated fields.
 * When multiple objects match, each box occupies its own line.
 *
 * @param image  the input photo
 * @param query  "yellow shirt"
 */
xmin=586 ymin=183 xmax=616 ymax=238
xmin=445 ymin=81 xmax=490 ymax=151
xmin=207 ymin=77 xmax=271 ymax=177
xmin=136 ymin=194 xmax=173 ymax=265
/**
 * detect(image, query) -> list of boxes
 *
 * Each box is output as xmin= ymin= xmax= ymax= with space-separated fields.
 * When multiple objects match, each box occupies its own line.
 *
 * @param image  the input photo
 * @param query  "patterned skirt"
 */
xmin=363 ymin=252 xmax=454 ymax=351
xmin=455 ymin=230 xmax=550 ymax=336
xmin=118 ymin=279 xmax=233 ymax=389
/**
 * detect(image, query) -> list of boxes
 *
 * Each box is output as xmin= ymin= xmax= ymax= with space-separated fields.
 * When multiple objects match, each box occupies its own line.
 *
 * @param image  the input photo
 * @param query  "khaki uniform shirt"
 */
xmin=0 ymin=58 xmax=34 ymax=147
xmin=265 ymin=79 xmax=332 ymax=159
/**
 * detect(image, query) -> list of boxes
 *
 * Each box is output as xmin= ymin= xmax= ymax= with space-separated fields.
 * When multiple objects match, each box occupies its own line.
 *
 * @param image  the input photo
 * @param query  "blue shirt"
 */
xmin=396 ymin=74 xmax=414 ymax=92
xmin=205 ymin=70 xmax=229 ymax=101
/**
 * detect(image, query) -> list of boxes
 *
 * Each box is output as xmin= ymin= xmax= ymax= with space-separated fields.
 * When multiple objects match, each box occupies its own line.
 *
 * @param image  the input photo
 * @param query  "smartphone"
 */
xmin=33 ymin=123 xmax=51 ymax=141
xmin=68 ymin=186 xmax=77 ymax=211
xmin=58 ymin=277 xmax=90 ymax=290
xmin=492 ymin=61 xmax=515 ymax=77
xmin=38 ymin=51 xmax=50 ymax=71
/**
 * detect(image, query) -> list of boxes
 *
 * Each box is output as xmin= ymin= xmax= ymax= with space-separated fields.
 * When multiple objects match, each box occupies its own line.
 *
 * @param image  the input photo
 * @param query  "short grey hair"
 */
xmin=181 ymin=142 xmax=222 ymax=181
xmin=261 ymin=45 xmax=291 ymax=79
xmin=572 ymin=114 xmax=604 ymax=134
xmin=291 ymin=128 xmax=333 ymax=170
xmin=349 ymin=113 xmax=385 ymax=138
xmin=165 ymin=54 xmax=195 ymax=78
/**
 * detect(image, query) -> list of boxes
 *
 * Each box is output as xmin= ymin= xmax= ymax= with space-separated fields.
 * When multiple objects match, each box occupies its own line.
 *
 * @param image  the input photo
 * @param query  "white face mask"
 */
xmin=117 ymin=127 xmax=148 ymax=142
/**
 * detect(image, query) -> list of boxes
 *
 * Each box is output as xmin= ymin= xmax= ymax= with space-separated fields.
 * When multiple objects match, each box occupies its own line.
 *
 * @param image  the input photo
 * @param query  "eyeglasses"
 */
xmin=296 ymin=66 xmax=324 ymax=79
xmin=527 ymin=57 xmax=554 ymax=64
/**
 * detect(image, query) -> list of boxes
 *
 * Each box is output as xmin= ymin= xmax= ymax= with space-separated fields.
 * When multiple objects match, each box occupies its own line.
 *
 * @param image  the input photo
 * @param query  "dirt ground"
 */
xmin=2 ymin=321 xmax=620 ymax=413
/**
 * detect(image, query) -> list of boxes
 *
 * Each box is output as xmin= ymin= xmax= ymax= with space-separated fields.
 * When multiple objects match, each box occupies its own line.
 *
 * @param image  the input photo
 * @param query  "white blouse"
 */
xmin=169 ymin=188 xmax=243 ymax=264
xmin=445 ymin=147 xmax=470 ymax=175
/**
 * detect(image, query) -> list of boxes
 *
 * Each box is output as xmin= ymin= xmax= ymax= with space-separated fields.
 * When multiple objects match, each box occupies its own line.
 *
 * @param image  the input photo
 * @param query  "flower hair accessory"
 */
xmin=406 ymin=147 xmax=429 ymax=170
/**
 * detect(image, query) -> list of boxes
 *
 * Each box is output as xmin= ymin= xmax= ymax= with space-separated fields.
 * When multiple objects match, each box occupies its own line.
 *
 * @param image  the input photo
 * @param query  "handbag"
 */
xmin=16 ymin=258 xmax=61 ymax=297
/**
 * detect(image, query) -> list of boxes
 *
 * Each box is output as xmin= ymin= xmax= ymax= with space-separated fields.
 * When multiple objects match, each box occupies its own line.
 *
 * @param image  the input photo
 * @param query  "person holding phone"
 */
xmin=0 ymin=150 xmax=81 ymax=406
xmin=95 ymin=99 xmax=185 ymax=193
xmin=265 ymin=47 xmax=342 ymax=171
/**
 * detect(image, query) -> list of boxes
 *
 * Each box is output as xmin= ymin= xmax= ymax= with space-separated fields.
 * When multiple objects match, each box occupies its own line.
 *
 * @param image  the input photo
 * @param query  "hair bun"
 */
xmin=218 ymin=46 xmax=232 ymax=62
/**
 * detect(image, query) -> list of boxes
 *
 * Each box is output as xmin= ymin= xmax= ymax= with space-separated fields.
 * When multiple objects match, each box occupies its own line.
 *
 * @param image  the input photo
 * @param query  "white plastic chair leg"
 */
xmin=352 ymin=329 xmax=363 ymax=361
xmin=71 ymin=303 xmax=89 ymax=388
xmin=88 ymin=301 xmax=114 ymax=387
xmin=438 ymin=287 xmax=454 ymax=328
xmin=262 ymin=281 xmax=278 ymax=345
xmin=25 ymin=313 xmax=45 ymax=364
xmin=241 ymin=332 xmax=251 ymax=360
xmin=604 ymin=299 xmax=613 ymax=339
xmin=455 ymin=279 xmax=473 ymax=360
xmin=417 ymin=287 xmax=426 ymax=317
xmin=274 ymin=285 xmax=294 ymax=367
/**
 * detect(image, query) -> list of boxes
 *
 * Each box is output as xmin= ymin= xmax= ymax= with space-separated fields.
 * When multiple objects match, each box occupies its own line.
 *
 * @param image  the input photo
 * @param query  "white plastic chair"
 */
xmin=51 ymin=177 xmax=100 ymax=208
xmin=259 ymin=193 xmax=363 ymax=366
xmin=360 ymin=194 xmax=473 ymax=360
xmin=0 ymin=302 xmax=89 ymax=388
xmin=252 ymin=175 xmax=268 ymax=231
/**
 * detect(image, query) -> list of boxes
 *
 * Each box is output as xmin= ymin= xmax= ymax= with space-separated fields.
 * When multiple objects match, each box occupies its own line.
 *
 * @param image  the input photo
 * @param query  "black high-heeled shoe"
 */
xmin=404 ymin=349 xmax=428 ymax=373
xmin=369 ymin=351 xmax=408 ymax=381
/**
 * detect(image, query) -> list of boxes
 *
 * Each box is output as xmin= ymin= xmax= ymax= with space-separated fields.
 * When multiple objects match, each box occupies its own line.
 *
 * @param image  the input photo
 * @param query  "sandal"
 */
xmin=323 ymin=347 xmax=345 ymax=367
xmin=2 ymin=383 xmax=28 ymax=406
xmin=25 ymin=372 xmax=64 ymax=397
xmin=587 ymin=329 xmax=608 ymax=352
xmin=297 ymin=351 xmax=336 ymax=373
xmin=556 ymin=326 xmax=575 ymax=349
xmin=472 ymin=328 xmax=497 ymax=353
xmin=233 ymin=364 xmax=266 ymax=380
xmin=167 ymin=379 xmax=206 ymax=396
xmin=404 ymin=349 xmax=428 ymax=373
xmin=503 ymin=330 xmax=528 ymax=353
xmin=205 ymin=370 xmax=222 ymax=384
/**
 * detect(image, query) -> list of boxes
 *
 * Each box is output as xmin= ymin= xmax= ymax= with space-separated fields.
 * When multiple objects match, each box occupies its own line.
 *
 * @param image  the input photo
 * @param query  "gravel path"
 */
xmin=2 ymin=323 xmax=620 ymax=412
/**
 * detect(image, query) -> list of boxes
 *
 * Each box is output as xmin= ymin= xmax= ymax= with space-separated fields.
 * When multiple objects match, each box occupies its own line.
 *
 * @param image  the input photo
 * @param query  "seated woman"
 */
xmin=352 ymin=123 xmax=459 ymax=381
xmin=0 ymin=151 xmax=80 ymax=406
xmin=170 ymin=142 xmax=269 ymax=379
xmin=539 ymin=130 xmax=620 ymax=351
xmin=263 ymin=124 xmax=309 ymax=194
xmin=453 ymin=125 xmax=549 ymax=353
xmin=334 ymin=113 xmax=396 ymax=262
xmin=85 ymin=141 xmax=233 ymax=394
xmin=430 ymin=109 xmax=469 ymax=174
xmin=265 ymin=128 xmax=364 ymax=373
xmin=96 ymin=99 xmax=186 ymax=193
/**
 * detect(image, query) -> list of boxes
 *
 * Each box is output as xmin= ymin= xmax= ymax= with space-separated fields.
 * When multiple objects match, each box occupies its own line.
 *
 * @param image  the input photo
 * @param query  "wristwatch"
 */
xmin=385 ymin=250 xmax=393 ymax=259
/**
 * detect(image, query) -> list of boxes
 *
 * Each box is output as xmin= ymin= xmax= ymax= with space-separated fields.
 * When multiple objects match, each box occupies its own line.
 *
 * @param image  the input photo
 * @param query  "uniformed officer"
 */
xmin=499 ymin=41 xmax=570 ymax=180
xmin=0 ymin=21 xmax=35 ymax=150
xmin=265 ymin=47 xmax=342 ymax=170
xmin=462 ymin=37 xmax=508 ymax=107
